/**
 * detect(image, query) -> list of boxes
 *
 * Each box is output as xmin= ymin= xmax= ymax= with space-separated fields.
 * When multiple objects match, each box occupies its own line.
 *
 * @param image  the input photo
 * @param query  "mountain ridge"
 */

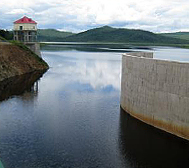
xmin=60 ymin=26 xmax=189 ymax=44
xmin=38 ymin=29 xmax=75 ymax=42
xmin=1 ymin=26 xmax=189 ymax=44
xmin=160 ymin=32 xmax=189 ymax=41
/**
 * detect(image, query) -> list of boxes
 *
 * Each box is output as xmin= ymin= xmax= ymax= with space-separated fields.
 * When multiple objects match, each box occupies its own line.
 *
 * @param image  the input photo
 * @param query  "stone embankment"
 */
xmin=121 ymin=52 xmax=189 ymax=140
xmin=0 ymin=42 xmax=48 ymax=82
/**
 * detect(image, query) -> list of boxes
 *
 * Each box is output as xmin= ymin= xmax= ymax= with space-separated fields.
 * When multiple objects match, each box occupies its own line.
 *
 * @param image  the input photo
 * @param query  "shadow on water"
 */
xmin=119 ymin=108 xmax=189 ymax=168
xmin=0 ymin=71 xmax=46 ymax=102
xmin=41 ymin=43 xmax=153 ymax=52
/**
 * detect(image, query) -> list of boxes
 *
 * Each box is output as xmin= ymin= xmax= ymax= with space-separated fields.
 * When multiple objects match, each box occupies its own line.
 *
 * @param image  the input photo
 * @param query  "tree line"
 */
xmin=0 ymin=30 xmax=13 ymax=40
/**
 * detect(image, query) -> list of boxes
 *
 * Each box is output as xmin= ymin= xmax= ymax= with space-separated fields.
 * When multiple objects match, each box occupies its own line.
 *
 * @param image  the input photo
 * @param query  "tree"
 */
xmin=0 ymin=30 xmax=13 ymax=40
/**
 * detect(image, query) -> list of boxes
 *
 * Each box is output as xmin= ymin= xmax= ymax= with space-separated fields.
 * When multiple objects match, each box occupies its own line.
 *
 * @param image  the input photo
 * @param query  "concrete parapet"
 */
xmin=121 ymin=52 xmax=189 ymax=140
xmin=123 ymin=52 xmax=153 ymax=58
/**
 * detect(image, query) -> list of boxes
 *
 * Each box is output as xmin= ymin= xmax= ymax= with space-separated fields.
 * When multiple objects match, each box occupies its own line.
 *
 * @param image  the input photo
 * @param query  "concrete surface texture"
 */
xmin=25 ymin=42 xmax=41 ymax=57
xmin=121 ymin=52 xmax=189 ymax=140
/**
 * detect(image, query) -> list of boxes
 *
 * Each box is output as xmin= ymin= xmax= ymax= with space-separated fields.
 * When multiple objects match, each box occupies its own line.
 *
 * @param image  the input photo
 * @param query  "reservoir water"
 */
xmin=0 ymin=44 xmax=189 ymax=168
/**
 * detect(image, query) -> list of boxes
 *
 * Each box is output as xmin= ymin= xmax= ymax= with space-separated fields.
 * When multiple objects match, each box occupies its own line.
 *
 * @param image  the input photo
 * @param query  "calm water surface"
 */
xmin=0 ymin=45 xmax=189 ymax=168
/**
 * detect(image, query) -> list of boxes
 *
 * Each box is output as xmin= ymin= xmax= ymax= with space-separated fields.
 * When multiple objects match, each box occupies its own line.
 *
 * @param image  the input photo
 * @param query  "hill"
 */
xmin=38 ymin=29 xmax=75 ymax=42
xmin=61 ymin=26 xmax=188 ymax=44
xmin=160 ymin=32 xmax=189 ymax=41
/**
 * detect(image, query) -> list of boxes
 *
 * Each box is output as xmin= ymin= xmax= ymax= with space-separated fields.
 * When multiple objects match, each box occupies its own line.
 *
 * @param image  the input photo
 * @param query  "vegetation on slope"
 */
xmin=160 ymin=32 xmax=189 ymax=41
xmin=10 ymin=40 xmax=49 ymax=67
xmin=38 ymin=29 xmax=75 ymax=42
xmin=0 ymin=33 xmax=48 ymax=82
xmin=0 ymin=29 xmax=13 ymax=40
xmin=62 ymin=26 xmax=189 ymax=44
xmin=1 ymin=26 xmax=189 ymax=47
xmin=0 ymin=41 xmax=48 ymax=82
xmin=0 ymin=35 xmax=7 ymax=41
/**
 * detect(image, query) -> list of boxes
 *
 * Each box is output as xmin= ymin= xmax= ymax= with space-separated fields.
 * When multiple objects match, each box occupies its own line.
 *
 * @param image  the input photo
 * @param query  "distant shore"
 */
xmin=40 ymin=41 xmax=189 ymax=49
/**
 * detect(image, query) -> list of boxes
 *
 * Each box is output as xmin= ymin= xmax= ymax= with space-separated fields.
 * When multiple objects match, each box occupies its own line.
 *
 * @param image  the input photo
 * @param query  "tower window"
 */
xmin=19 ymin=26 xmax=23 ymax=30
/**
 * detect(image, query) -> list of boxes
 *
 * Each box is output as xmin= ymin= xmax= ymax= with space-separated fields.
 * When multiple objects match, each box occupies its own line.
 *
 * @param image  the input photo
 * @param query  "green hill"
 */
xmin=160 ymin=32 xmax=189 ymax=41
xmin=2 ymin=26 xmax=188 ymax=45
xmin=61 ymin=26 xmax=188 ymax=44
xmin=38 ymin=29 xmax=75 ymax=42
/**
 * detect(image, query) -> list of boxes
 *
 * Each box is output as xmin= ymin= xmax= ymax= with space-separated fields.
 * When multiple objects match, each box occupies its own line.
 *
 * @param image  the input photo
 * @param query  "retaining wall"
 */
xmin=120 ymin=52 xmax=189 ymax=140
xmin=25 ymin=42 xmax=41 ymax=57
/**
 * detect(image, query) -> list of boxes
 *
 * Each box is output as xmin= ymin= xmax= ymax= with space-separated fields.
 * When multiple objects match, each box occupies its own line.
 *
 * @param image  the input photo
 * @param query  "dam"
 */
xmin=120 ymin=52 xmax=189 ymax=141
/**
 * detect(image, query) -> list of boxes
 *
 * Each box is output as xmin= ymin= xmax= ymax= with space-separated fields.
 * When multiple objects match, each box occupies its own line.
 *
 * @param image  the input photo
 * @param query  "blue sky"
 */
xmin=0 ymin=0 xmax=189 ymax=33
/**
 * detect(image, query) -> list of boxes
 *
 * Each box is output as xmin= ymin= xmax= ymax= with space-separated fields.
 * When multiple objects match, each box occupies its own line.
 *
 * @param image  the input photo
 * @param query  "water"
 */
xmin=0 ymin=44 xmax=189 ymax=168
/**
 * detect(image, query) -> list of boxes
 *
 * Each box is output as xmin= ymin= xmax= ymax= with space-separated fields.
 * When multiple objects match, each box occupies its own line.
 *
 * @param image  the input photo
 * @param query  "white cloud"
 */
xmin=6 ymin=8 xmax=33 ymax=15
xmin=0 ymin=0 xmax=189 ymax=32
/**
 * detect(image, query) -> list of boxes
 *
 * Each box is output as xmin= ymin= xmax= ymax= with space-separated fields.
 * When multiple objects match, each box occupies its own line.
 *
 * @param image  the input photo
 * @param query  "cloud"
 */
xmin=0 ymin=0 xmax=189 ymax=32
xmin=6 ymin=9 xmax=33 ymax=15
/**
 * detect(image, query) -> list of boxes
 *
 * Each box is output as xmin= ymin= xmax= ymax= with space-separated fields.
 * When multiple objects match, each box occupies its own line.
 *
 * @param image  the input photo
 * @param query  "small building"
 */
xmin=13 ymin=16 xmax=37 ymax=42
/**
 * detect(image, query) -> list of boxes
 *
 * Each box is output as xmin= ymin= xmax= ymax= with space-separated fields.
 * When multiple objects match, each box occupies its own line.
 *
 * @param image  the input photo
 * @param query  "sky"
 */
xmin=0 ymin=0 xmax=189 ymax=33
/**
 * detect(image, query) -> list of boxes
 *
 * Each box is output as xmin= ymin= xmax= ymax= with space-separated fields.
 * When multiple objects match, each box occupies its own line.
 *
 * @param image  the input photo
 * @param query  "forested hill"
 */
xmin=38 ymin=29 xmax=75 ymax=42
xmin=1 ymin=27 xmax=189 ymax=44
xmin=160 ymin=32 xmax=189 ymax=41
xmin=61 ymin=26 xmax=188 ymax=44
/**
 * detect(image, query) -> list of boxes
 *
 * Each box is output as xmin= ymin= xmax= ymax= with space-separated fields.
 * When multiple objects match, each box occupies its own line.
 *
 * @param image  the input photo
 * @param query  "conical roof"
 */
xmin=14 ymin=16 xmax=37 ymax=24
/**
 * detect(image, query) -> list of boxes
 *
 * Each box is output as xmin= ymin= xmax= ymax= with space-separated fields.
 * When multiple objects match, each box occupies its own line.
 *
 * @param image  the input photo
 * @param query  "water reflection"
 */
xmin=42 ymin=44 xmax=189 ymax=62
xmin=119 ymin=108 xmax=189 ymax=168
xmin=0 ymin=71 xmax=45 ymax=102
xmin=154 ymin=47 xmax=189 ymax=62
xmin=42 ymin=50 xmax=121 ymax=92
xmin=1 ymin=45 xmax=189 ymax=168
xmin=41 ymin=43 xmax=152 ymax=53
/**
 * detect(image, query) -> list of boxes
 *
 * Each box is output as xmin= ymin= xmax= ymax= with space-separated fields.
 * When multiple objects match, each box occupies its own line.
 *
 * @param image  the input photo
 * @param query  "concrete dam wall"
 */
xmin=120 ymin=52 xmax=189 ymax=140
xmin=25 ymin=42 xmax=41 ymax=57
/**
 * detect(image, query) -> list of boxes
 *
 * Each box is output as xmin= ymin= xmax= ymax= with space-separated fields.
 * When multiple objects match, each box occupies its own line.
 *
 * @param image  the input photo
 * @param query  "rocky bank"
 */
xmin=0 ymin=42 xmax=48 ymax=82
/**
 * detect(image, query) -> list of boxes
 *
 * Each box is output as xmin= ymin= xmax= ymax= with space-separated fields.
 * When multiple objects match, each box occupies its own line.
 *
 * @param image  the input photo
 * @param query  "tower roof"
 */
xmin=14 ymin=16 xmax=37 ymax=24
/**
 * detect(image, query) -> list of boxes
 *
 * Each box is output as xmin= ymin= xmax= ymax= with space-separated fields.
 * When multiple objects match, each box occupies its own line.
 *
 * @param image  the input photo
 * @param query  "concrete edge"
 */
xmin=123 ymin=52 xmax=189 ymax=65
xmin=120 ymin=104 xmax=189 ymax=141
